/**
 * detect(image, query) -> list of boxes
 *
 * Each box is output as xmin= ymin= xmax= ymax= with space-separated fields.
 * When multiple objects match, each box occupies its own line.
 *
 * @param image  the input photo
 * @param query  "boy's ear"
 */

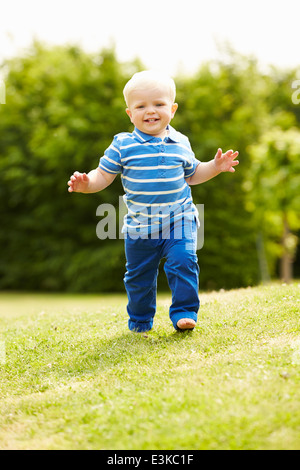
xmin=171 ymin=103 xmax=178 ymax=117
xmin=126 ymin=108 xmax=133 ymax=121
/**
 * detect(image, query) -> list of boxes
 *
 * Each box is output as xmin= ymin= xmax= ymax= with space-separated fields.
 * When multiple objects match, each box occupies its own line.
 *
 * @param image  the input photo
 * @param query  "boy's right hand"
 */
xmin=67 ymin=171 xmax=89 ymax=193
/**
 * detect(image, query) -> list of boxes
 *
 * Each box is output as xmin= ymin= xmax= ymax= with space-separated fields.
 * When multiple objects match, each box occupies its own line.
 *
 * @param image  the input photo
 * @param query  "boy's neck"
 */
xmin=151 ymin=127 xmax=170 ymax=140
xmin=158 ymin=128 xmax=169 ymax=140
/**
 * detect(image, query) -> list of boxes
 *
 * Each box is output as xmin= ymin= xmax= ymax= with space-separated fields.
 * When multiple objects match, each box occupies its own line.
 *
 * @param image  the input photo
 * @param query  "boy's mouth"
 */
xmin=144 ymin=118 xmax=159 ymax=122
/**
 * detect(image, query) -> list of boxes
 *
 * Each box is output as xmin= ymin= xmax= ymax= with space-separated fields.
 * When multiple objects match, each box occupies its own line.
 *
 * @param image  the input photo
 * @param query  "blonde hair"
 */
xmin=123 ymin=70 xmax=176 ymax=106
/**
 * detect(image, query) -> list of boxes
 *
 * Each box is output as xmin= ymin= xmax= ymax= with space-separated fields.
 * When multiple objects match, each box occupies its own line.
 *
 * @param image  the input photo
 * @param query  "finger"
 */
xmin=231 ymin=151 xmax=239 ymax=159
xmin=74 ymin=173 xmax=85 ymax=183
xmin=215 ymin=148 xmax=222 ymax=159
xmin=82 ymin=172 xmax=88 ymax=181
xmin=232 ymin=160 xmax=239 ymax=166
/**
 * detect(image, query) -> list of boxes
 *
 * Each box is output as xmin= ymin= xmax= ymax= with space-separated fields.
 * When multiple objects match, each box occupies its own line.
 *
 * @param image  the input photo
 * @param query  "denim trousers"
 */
xmin=123 ymin=219 xmax=200 ymax=332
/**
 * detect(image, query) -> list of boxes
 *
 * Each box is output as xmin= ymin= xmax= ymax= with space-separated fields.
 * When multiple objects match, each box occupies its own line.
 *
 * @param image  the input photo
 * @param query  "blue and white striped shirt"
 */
xmin=99 ymin=125 xmax=200 ymax=236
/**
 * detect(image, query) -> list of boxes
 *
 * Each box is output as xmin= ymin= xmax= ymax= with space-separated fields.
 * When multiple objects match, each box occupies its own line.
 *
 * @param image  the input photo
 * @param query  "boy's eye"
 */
xmin=156 ymin=103 xmax=164 ymax=107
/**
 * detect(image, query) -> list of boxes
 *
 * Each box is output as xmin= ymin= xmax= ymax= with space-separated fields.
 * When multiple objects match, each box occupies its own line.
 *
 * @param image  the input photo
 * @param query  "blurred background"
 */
xmin=0 ymin=0 xmax=299 ymax=293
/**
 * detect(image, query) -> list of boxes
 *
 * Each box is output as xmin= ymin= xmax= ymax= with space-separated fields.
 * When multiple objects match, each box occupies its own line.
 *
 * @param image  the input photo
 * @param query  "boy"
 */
xmin=67 ymin=70 xmax=239 ymax=332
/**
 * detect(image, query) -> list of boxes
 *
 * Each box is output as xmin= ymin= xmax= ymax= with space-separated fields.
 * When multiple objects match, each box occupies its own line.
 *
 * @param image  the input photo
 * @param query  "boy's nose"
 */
xmin=146 ymin=106 xmax=156 ymax=114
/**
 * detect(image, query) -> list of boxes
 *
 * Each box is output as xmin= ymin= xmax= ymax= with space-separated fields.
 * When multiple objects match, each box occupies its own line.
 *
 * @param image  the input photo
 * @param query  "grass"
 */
xmin=0 ymin=283 xmax=300 ymax=450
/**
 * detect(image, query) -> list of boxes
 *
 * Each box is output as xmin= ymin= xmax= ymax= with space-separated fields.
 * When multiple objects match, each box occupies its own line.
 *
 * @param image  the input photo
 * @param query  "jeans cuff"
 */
xmin=128 ymin=319 xmax=153 ymax=332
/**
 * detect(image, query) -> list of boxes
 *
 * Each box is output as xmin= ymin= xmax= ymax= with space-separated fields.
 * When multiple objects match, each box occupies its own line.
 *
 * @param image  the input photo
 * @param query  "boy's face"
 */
xmin=126 ymin=86 xmax=178 ymax=138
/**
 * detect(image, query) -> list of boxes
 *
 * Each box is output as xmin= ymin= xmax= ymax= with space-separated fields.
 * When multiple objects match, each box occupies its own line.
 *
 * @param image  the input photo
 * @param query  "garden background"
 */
xmin=0 ymin=42 xmax=300 ymax=293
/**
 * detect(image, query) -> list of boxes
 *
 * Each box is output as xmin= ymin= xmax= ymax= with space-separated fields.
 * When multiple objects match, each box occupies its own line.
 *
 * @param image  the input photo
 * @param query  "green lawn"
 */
xmin=0 ymin=283 xmax=300 ymax=450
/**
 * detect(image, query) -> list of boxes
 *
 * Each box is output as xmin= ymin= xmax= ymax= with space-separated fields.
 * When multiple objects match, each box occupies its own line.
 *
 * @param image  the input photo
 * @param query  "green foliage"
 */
xmin=0 ymin=42 xmax=299 ymax=291
xmin=0 ymin=43 xmax=133 ymax=292
xmin=248 ymin=128 xmax=300 ymax=213
xmin=246 ymin=127 xmax=300 ymax=276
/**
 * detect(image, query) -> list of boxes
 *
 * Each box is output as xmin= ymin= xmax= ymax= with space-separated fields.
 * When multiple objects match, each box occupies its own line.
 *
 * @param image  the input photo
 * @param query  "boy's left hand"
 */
xmin=214 ymin=148 xmax=239 ymax=173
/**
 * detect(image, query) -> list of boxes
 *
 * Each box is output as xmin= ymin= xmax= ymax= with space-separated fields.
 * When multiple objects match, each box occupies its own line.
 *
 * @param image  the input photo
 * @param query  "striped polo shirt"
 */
xmin=99 ymin=125 xmax=200 ymax=236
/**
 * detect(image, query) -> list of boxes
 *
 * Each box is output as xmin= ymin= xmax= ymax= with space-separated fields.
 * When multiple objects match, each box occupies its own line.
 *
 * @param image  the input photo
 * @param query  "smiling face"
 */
xmin=125 ymin=86 xmax=178 ymax=138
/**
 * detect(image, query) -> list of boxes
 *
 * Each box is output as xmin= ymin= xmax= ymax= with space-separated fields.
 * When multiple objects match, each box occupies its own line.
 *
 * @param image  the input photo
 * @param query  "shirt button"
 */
xmin=160 ymin=146 xmax=165 ymax=152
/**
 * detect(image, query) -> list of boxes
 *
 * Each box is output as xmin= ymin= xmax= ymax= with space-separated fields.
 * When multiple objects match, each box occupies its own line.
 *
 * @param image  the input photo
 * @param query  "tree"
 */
xmin=0 ymin=42 xmax=136 ymax=291
xmin=247 ymin=127 xmax=300 ymax=282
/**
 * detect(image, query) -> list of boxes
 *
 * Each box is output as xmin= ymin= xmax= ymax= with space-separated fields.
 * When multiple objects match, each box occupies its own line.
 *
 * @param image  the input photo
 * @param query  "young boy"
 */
xmin=67 ymin=70 xmax=239 ymax=332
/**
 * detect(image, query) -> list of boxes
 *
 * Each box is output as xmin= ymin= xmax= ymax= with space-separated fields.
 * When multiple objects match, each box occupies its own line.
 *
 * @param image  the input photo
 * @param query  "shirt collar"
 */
xmin=133 ymin=125 xmax=180 ymax=144
xmin=167 ymin=125 xmax=181 ymax=143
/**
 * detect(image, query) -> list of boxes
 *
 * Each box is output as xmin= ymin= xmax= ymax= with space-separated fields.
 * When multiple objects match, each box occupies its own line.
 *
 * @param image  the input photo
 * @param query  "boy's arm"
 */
xmin=68 ymin=167 xmax=117 ymax=193
xmin=186 ymin=148 xmax=239 ymax=185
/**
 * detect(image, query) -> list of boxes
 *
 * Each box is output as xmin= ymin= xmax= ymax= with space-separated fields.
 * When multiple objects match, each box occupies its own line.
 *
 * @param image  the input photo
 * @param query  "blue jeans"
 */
xmin=124 ymin=220 xmax=200 ymax=332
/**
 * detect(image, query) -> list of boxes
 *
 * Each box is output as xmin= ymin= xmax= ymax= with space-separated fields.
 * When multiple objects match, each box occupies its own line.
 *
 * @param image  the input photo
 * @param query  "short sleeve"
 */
xmin=99 ymin=136 xmax=122 ymax=175
xmin=182 ymin=138 xmax=200 ymax=178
